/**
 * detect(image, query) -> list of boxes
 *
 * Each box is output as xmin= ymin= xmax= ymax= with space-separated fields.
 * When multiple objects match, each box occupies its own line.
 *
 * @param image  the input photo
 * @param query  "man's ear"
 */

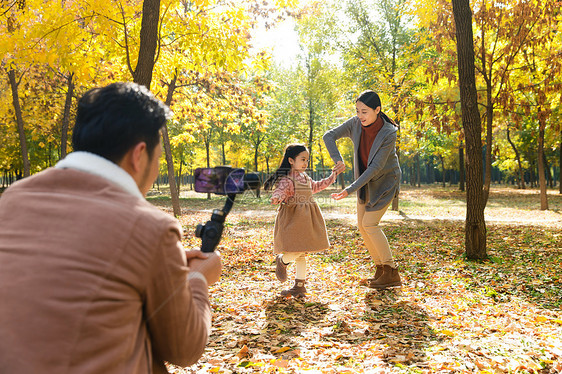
xmin=130 ymin=142 xmax=147 ymax=173
xmin=118 ymin=142 xmax=147 ymax=176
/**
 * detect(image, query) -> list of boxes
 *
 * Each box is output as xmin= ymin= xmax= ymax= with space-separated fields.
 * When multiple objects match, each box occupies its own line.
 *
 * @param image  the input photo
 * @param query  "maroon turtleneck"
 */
xmin=359 ymin=115 xmax=384 ymax=171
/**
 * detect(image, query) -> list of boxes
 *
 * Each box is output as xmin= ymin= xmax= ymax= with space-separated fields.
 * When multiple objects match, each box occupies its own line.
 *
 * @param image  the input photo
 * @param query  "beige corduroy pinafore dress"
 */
xmin=273 ymin=175 xmax=330 ymax=254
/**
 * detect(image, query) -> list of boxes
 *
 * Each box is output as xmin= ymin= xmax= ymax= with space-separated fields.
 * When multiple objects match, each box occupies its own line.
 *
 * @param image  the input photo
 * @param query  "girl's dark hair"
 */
xmin=356 ymin=90 xmax=396 ymax=125
xmin=263 ymin=144 xmax=308 ymax=190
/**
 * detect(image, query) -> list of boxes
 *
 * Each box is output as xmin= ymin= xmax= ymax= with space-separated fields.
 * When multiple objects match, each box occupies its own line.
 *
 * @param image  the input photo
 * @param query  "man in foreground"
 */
xmin=0 ymin=82 xmax=222 ymax=373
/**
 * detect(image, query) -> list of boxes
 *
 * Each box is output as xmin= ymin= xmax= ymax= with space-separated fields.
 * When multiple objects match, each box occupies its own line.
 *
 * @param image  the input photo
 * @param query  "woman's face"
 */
xmin=289 ymin=150 xmax=309 ymax=172
xmin=356 ymin=101 xmax=381 ymax=127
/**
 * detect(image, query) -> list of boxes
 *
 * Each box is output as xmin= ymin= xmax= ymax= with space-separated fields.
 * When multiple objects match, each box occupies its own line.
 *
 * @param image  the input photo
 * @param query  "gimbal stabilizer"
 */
xmin=195 ymin=193 xmax=236 ymax=253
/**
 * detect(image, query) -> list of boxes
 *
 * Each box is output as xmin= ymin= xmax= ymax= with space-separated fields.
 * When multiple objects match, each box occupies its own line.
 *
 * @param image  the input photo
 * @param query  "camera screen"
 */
xmin=194 ymin=167 xmax=245 ymax=195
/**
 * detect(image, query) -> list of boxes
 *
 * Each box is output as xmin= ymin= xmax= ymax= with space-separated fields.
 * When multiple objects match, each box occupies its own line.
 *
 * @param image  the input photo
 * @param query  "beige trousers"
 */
xmin=280 ymin=252 xmax=307 ymax=279
xmin=357 ymin=201 xmax=396 ymax=267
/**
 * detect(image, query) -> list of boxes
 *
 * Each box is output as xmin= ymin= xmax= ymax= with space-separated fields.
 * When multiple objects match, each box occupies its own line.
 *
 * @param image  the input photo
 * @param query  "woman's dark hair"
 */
xmin=263 ymin=144 xmax=308 ymax=190
xmin=356 ymin=90 xmax=396 ymax=125
xmin=72 ymin=82 xmax=172 ymax=164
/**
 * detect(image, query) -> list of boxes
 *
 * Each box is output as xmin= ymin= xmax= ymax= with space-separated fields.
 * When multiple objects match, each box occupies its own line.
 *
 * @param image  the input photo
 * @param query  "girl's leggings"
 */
xmin=280 ymin=252 xmax=307 ymax=279
xmin=357 ymin=201 xmax=396 ymax=268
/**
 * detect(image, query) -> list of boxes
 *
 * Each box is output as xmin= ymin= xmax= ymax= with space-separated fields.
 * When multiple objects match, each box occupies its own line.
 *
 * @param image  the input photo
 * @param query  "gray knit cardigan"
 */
xmin=323 ymin=116 xmax=401 ymax=211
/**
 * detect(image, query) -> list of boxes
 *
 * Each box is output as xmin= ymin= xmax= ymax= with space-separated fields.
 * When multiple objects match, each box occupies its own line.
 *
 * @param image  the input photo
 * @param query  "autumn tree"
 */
xmin=418 ymin=0 xmax=561 ymax=210
xmin=452 ymin=0 xmax=487 ymax=259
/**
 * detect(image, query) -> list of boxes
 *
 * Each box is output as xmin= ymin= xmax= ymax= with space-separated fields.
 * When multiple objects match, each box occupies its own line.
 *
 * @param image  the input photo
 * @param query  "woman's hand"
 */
xmin=270 ymin=197 xmax=281 ymax=205
xmin=332 ymin=161 xmax=346 ymax=175
xmin=331 ymin=189 xmax=349 ymax=200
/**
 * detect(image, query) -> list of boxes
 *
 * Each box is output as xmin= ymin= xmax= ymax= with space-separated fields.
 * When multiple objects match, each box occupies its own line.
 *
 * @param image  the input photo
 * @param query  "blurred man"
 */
xmin=0 ymin=82 xmax=222 ymax=373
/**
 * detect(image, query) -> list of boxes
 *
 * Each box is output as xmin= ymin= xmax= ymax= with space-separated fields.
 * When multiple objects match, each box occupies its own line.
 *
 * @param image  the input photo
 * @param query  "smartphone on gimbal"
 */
xmin=193 ymin=167 xmax=248 ymax=252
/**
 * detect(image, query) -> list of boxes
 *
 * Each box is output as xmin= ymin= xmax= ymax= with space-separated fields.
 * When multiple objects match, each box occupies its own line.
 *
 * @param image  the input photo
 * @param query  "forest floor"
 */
xmin=148 ymin=185 xmax=562 ymax=374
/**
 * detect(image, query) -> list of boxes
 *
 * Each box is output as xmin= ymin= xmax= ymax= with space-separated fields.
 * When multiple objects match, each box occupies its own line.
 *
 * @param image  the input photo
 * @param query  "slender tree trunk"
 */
xmin=538 ymin=117 xmax=548 ymax=210
xmin=7 ymin=69 xmax=30 ymax=177
xmin=459 ymin=142 xmax=465 ymax=192
xmin=529 ymin=161 xmax=538 ymax=188
xmin=133 ymin=0 xmax=160 ymax=89
xmin=506 ymin=127 xmax=525 ymax=189
xmin=452 ymin=0 xmax=487 ymax=260
xmin=265 ymin=156 xmax=270 ymax=175
xmin=60 ymin=73 xmax=74 ymax=159
xmin=205 ymin=134 xmax=211 ymax=199
xmin=178 ymin=149 xmax=183 ymax=188
xmin=543 ymin=152 xmax=552 ymax=188
xmin=559 ymin=132 xmax=561 ymax=194
xmin=416 ymin=153 xmax=421 ymax=187
xmin=162 ymin=74 xmax=181 ymax=216
xmin=439 ymin=155 xmax=446 ymax=187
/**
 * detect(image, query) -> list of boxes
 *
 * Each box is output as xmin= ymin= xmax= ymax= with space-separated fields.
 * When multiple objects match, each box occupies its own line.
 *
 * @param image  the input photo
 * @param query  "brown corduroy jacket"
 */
xmin=0 ymin=168 xmax=211 ymax=374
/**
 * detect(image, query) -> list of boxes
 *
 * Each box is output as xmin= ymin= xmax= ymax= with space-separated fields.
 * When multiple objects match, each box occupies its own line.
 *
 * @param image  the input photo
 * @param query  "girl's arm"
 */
xmin=270 ymin=177 xmax=294 ymax=204
xmin=310 ymin=170 xmax=338 ymax=194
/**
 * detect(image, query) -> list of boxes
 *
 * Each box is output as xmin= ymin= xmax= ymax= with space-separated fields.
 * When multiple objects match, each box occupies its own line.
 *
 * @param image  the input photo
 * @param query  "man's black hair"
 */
xmin=72 ymin=82 xmax=172 ymax=163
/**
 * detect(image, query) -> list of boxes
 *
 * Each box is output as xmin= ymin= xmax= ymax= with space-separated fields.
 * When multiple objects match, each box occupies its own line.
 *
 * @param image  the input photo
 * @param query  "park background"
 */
xmin=1 ymin=0 xmax=561 ymax=372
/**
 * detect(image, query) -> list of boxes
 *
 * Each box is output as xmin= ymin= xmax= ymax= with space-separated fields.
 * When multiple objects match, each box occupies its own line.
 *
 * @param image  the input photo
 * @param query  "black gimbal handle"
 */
xmin=196 ymin=194 xmax=236 ymax=252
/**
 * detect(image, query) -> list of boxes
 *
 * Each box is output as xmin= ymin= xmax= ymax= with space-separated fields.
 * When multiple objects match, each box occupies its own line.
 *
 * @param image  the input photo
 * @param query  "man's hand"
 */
xmin=331 ymin=189 xmax=349 ymax=200
xmin=186 ymin=250 xmax=222 ymax=285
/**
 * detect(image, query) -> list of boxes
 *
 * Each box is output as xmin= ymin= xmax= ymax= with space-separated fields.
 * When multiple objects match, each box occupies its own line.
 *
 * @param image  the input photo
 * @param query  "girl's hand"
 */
xmin=331 ymin=190 xmax=349 ymax=200
xmin=270 ymin=197 xmax=281 ymax=205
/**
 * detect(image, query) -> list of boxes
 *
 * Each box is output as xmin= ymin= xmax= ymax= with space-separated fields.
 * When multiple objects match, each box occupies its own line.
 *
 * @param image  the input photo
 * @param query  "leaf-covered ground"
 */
xmin=149 ymin=186 xmax=562 ymax=373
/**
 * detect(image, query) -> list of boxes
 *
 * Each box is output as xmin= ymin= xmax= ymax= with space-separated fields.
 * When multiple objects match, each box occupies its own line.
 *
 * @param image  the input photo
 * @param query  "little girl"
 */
xmin=264 ymin=144 xmax=343 ymax=298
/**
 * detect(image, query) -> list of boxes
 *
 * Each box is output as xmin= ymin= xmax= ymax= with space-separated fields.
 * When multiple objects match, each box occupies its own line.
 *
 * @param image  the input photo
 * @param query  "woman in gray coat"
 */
xmin=323 ymin=90 xmax=402 ymax=289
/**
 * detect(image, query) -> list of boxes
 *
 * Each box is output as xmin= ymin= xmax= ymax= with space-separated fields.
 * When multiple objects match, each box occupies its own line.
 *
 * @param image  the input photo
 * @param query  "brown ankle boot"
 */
xmin=360 ymin=265 xmax=384 ymax=287
xmin=373 ymin=265 xmax=384 ymax=280
xmin=369 ymin=265 xmax=402 ymax=289
xmin=275 ymin=255 xmax=288 ymax=282
xmin=281 ymin=279 xmax=306 ymax=298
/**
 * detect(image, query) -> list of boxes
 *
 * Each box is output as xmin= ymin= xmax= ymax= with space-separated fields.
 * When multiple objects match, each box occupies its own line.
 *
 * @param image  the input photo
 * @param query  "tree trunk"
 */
xmin=163 ymin=74 xmax=181 ymax=217
xmin=7 ymin=69 xmax=30 ymax=177
xmin=60 ymin=73 xmax=74 ymax=159
xmin=538 ymin=117 xmax=548 ymax=210
xmin=529 ymin=161 xmax=538 ymax=188
xmin=205 ymin=130 xmax=211 ymax=199
xmin=452 ymin=0 xmax=487 ymax=260
xmin=265 ymin=156 xmax=270 ymax=175
xmin=416 ymin=153 xmax=420 ymax=187
xmin=133 ymin=0 xmax=160 ymax=89
xmin=506 ymin=127 xmax=525 ymax=189
xmin=543 ymin=152 xmax=552 ymax=188
xmin=459 ymin=142 xmax=465 ymax=192
xmin=439 ymin=155 xmax=446 ymax=187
